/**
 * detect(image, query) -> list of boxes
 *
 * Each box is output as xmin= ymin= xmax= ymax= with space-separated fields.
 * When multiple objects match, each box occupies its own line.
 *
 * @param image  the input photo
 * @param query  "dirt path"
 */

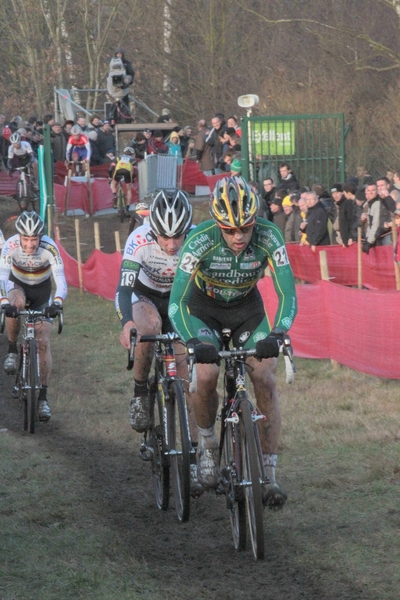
xmin=0 ymin=196 xmax=371 ymax=600
xmin=0 ymin=330 xmax=336 ymax=600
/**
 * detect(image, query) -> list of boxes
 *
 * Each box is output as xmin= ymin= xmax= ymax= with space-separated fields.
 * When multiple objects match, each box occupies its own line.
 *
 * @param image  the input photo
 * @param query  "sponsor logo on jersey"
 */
xmin=281 ymin=317 xmax=292 ymax=329
xmin=253 ymin=332 xmax=267 ymax=342
xmin=240 ymin=261 xmax=261 ymax=269
xmin=210 ymin=262 xmax=231 ymax=269
xmin=168 ymin=303 xmax=178 ymax=317
xmin=122 ymin=259 xmax=140 ymax=270
xmin=238 ymin=331 xmax=250 ymax=343
xmin=198 ymin=327 xmax=213 ymax=339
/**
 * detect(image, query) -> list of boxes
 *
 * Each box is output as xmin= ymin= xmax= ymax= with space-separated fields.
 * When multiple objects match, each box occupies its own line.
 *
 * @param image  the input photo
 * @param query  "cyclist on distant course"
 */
xmin=65 ymin=125 xmax=91 ymax=173
xmin=0 ymin=212 xmax=68 ymax=422
xmin=115 ymin=189 xmax=202 ymax=491
xmin=168 ymin=176 xmax=298 ymax=505
xmin=109 ymin=146 xmax=136 ymax=210
xmin=7 ymin=132 xmax=39 ymax=189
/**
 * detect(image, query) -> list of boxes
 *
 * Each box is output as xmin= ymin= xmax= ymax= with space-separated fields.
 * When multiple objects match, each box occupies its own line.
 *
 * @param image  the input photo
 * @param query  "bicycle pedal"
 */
xmin=12 ymin=387 xmax=19 ymax=398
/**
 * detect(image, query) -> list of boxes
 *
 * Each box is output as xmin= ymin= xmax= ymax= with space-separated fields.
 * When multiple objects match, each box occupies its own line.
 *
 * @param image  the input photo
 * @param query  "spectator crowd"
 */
xmin=1 ymin=110 xmax=400 ymax=256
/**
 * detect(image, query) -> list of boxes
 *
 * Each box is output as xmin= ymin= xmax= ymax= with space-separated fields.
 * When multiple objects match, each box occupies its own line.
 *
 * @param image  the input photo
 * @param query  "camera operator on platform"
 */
xmin=106 ymin=48 xmax=135 ymax=111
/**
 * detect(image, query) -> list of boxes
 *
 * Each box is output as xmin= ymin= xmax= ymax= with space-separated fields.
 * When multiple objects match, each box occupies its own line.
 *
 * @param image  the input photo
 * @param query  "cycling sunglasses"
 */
xmin=218 ymin=223 xmax=255 ymax=236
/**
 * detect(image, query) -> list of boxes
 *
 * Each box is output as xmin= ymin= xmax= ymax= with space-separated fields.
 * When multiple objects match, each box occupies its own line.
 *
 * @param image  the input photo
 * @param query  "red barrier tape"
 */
xmin=57 ymin=240 xmax=400 ymax=379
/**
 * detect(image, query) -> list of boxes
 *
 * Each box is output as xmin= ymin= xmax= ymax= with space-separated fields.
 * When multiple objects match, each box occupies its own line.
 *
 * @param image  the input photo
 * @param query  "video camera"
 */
xmin=106 ymin=57 xmax=132 ymax=101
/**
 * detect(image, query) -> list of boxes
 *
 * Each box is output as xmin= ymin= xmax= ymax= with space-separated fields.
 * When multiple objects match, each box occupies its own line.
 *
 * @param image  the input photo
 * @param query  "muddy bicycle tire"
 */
xmin=149 ymin=379 xmax=170 ymax=511
xmin=240 ymin=398 xmax=265 ymax=560
xmin=26 ymin=339 xmax=38 ymax=434
xmin=222 ymin=419 xmax=247 ymax=551
xmin=166 ymin=380 xmax=191 ymax=523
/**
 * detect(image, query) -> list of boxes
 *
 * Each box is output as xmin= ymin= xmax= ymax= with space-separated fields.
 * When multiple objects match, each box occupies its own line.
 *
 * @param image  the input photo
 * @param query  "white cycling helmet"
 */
xmin=16 ymin=211 xmax=45 ymax=237
xmin=71 ymin=125 xmax=81 ymax=135
xmin=123 ymin=146 xmax=135 ymax=155
xmin=149 ymin=189 xmax=192 ymax=237
xmin=10 ymin=132 xmax=21 ymax=144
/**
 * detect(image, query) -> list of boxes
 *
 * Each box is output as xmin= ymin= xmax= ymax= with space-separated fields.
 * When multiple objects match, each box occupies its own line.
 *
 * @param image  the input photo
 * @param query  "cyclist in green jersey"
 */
xmin=168 ymin=176 xmax=297 ymax=507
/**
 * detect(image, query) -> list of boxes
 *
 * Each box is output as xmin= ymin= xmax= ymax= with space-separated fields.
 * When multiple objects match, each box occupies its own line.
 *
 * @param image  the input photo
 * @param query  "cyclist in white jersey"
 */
xmin=115 ymin=189 xmax=203 ymax=495
xmin=0 ymin=212 xmax=68 ymax=421
xmin=7 ymin=132 xmax=39 ymax=188
xmin=115 ymin=189 xmax=194 ymax=429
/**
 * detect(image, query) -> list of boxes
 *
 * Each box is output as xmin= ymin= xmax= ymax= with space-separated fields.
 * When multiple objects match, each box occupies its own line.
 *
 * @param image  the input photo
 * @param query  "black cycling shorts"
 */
xmin=132 ymin=281 xmax=173 ymax=334
xmin=9 ymin=274 xmax=51 ymax=311
xmin=188 ymin=286 xmax=270 ymax=349
xmin=10 ymin=155 xmax=31 ymax=169
xmin=113 ymin=168 xmax=132 ymax=184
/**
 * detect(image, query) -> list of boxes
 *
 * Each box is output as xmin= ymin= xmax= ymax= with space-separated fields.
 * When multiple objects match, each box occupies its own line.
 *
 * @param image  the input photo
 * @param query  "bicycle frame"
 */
xmin=0 ymin=308 xmax=63 ymax=433
xmin=129 ymin=329 xmax=194 ymax=522
xmin=218 ymin=332 xmax=268 ymax=487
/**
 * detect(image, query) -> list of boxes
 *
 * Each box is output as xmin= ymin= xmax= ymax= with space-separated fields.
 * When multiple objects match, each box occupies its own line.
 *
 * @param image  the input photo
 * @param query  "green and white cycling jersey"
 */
xmin=168 ymin=218 xmax=297 ymax=344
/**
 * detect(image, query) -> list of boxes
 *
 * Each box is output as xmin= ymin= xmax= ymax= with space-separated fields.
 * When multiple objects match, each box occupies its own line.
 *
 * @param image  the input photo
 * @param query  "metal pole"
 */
xmin=43 ymin=125 xmax=54 ymax=236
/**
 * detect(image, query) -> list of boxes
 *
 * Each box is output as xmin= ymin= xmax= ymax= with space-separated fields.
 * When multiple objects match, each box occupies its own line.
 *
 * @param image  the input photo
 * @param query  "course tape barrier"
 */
xmin=286 ymin=243 xmax=397 ymax=290
xmin=57 ymin=240 xmax=400 ymax=379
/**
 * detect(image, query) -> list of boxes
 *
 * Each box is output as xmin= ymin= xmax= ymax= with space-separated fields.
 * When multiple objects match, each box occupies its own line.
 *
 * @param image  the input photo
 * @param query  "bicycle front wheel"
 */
xmin=222 ymin=419 xmax=246 ymax=551
xmin=166 ymin=379 xmax=191 ymax=523
xmin=149 ymin=379 xmax=170 ymax=511
xmin=16 ymin=180 xmax=27 ymax=211
xmin=26 ymin=339 xmax=38 ymax=434
xmin=240 ymin=398 xmax=265 ymax=560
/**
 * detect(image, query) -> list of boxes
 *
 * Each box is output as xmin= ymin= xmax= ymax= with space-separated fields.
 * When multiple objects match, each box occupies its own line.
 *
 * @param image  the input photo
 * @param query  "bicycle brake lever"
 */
xmin=127 ymin=328 xmax=137 ymax=370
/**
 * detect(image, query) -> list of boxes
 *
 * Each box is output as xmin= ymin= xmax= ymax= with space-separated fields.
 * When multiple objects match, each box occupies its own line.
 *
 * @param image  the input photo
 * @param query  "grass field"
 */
xmin=0 ymin=288 xmax=399 ymax=600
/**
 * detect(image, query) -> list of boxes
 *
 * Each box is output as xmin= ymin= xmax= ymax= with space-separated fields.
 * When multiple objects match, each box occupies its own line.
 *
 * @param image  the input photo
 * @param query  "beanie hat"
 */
xmin=230 ymin=159 xmax=242 ymax=172
xmin=282 ymin=196 xmax=293 ymax=207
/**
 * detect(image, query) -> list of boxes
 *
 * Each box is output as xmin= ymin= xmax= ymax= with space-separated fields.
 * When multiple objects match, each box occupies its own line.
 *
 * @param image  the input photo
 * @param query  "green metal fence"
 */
xmin=241 ymin=113 xmax=345 ymax=192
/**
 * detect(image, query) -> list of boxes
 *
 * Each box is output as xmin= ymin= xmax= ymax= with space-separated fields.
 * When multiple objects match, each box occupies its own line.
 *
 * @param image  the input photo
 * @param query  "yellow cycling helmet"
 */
xmin=210 ymin=176 xmax=259 ymax=228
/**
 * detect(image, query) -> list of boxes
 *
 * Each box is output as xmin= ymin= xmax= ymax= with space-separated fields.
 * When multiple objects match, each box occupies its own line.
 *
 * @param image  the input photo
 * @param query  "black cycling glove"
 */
xmin=187 ymin=337 xmax=220 ymax=364
xmin=3 ymin=304 xmax=19 ymax=318
xmin=44 ymin=303 xmax=62 ymax=319
xmin=255 ymin=329 xmax=284 ymax=359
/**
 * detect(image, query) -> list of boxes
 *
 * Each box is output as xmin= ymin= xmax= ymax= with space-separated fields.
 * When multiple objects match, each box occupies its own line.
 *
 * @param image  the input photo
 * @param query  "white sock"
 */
xmin=263 ymin=453 xmax=278 ymax=484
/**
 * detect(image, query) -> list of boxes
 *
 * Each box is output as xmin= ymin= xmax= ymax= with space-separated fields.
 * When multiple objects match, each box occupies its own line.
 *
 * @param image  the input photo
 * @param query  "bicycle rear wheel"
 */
xmin=166 ymin=379 xmax=191 ymax=522
xmin=118 ymin=187 xmax=126 ymax=223
xmin=149 ymin=379 xmax=170 ymax=511
xmin=222 ymin=419 xmax=246 ymax=551
xmin=240 ymin=398 xmax=265 ymax=560
xmin=26 ymin=339 xmax=38 ymax=434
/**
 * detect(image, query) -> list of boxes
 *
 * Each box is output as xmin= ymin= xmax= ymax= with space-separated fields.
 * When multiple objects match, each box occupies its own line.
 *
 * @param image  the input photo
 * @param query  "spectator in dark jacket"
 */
xmin=261 ymin=177 xmax=276 ymax=219
xmin=276 ymin=162 xmax=299 ymax=192
xmin=97 ymin=121 xmax=115 ymax=162
xmin=270 ymin=196 xmax=287 ymax=235
xmin=331 ymin=183 xmax=355 ymax=247
xmin=304 ymin=191 xmax=330 ymax=250
xmin=147 ymin=130 xmax=168 ymax=155
xmin=50 ymin=122 xmax=67 ymax=162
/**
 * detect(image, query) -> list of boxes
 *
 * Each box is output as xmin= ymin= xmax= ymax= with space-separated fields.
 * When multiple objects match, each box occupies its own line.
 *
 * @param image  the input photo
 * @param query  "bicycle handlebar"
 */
xmin=127 ymin=328 xmax=182 ymax=370
xmin=0 ymin=307 xmax=64 ymax=334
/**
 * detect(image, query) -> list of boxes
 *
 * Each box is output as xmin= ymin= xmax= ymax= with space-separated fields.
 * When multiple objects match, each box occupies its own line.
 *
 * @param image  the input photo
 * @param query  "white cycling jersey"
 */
xmin=121 ymin=223 xmax=182 ymax=292
xmin=0 ymin=234 xmax=68 ymax=303
xmin=8 ymin=141 xmax=34 ymax=158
